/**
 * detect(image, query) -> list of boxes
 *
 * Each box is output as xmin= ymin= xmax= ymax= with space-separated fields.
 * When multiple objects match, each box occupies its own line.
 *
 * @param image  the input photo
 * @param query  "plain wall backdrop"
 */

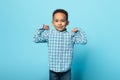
xmin=0 ymin=0 xmax=120 ymax=80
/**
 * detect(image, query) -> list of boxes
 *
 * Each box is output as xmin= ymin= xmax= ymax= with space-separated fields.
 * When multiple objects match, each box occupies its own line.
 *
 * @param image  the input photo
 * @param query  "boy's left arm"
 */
xmin=72 ymin=28 xmax=87 ymax=45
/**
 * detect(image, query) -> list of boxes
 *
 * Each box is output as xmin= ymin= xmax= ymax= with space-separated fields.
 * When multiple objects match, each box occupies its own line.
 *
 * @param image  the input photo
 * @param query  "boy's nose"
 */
xmin=58 ymin=21 xmax=62 ymax=25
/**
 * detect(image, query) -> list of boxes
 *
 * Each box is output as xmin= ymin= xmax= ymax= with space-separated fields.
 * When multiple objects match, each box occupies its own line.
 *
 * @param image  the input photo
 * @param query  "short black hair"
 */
xmin=52 ymin=9 xmax=68 ymax=20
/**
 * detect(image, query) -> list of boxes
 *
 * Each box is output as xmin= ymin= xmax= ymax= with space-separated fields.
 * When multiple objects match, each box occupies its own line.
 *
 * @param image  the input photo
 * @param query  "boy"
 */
xmin=34 ymin=9 xmax=87 ymax=80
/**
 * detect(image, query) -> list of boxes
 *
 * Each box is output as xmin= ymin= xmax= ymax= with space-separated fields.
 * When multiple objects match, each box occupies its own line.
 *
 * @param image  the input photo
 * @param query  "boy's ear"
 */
xmin=52 ymin=21 xmax=54 ymax=25
xmin=67 ymin=21 xmax=69 ymax=25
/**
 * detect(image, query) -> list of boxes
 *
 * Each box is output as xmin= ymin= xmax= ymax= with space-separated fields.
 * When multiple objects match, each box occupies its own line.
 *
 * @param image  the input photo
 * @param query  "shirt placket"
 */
xmin=60 ymin=32 xmax=64 ymax=71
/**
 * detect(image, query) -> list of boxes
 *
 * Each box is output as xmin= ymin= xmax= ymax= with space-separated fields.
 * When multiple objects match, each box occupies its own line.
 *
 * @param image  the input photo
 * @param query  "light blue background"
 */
xmin=0 ymin=0 xmax=120 ymax=80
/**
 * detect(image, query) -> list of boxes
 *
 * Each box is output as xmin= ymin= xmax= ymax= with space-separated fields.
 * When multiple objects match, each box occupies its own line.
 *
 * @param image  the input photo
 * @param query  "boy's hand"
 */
xmin=43 ymin=25 xmax=49 ymax=30
xmin=72 ymin=28 xmax=78 ymax=33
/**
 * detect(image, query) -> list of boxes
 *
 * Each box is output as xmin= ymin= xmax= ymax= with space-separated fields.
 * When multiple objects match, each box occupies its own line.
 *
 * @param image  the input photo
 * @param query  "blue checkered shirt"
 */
xmin=34 ymin=27 xmax=87 ymax=72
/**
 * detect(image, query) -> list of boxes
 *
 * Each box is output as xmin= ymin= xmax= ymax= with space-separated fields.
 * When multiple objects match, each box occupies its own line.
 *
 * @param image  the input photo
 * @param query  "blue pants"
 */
xmin=49 ymin=69 xmax=71 ymax=80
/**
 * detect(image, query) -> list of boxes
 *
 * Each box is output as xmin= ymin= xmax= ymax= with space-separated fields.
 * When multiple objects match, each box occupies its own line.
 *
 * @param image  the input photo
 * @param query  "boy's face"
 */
xmin=52 ymin=12 xmax=69 ymax=31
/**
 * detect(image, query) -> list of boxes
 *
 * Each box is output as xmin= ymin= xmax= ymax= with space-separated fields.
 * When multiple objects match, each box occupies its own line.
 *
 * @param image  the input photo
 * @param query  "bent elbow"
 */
xmin=33 ymin=39 xmax=40 ymax=43
xmin=81 ymin=39 xmax=87 ymax=45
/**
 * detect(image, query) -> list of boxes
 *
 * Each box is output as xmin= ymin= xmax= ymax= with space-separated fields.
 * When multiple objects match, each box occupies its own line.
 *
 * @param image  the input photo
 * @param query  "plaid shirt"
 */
xmin=34 ymin=27 xmax=87 ymax=72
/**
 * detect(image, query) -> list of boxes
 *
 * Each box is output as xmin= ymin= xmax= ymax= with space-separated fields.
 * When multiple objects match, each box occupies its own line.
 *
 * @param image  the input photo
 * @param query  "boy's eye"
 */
xmin=55 ymin=20 xmax=58 ymax=22
xmin=61 ymin=20 xmax=66 ymax=22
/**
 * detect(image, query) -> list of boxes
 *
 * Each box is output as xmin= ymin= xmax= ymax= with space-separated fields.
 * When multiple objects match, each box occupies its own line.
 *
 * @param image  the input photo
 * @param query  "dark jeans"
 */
xmin=49 ymin=69 xmax=71 ymax=80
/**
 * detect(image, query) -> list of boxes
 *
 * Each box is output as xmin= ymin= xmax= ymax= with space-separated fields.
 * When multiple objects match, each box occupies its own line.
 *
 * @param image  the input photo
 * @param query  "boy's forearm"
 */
xmin=33 ymin=28 xmax=45 ymax=43
xmin=73 ymin=28 xmax=87 ymax=44
xmin=78 ymin=29 xmax=87 ymax=44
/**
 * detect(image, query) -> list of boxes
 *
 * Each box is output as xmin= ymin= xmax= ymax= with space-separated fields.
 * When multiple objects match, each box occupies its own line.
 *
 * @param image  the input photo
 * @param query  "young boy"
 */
xmin=34 ymin=9 xmax=87 ymax=80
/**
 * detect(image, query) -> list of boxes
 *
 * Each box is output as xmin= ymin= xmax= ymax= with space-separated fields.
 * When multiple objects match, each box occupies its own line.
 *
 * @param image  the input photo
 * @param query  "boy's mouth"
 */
xmin=57 ymin=26 xmax=64 ymax=28
xmin=57 ymin=27 xmax=62 ymax=28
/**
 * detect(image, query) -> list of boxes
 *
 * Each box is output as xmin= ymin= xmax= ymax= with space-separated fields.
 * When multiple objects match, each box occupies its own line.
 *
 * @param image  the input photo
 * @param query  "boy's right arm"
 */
xmin=33 ymin=25 xmax=49 ymax=43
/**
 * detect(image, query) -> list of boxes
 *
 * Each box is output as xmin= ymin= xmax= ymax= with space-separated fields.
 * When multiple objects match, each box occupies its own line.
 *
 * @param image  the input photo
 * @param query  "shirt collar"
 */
xmin=55 ymin=28 xmax=67 ymax=33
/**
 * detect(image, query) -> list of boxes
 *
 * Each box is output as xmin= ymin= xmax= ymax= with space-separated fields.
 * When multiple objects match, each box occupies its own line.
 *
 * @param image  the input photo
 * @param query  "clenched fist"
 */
xmin=43 ymin=24 xmax=49 ymax=30
xmin=72 ymin=28 xmax=78 ymax=33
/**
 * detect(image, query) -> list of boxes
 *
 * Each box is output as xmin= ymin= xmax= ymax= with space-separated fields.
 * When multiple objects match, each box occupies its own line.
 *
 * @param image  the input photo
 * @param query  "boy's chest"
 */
xmin=48 ymin=32 xmax=72 ymax=45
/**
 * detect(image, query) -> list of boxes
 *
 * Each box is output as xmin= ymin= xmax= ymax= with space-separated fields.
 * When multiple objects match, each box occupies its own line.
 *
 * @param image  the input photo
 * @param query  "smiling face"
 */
xmin=52 ymin=12 xmax=69 ymax=31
